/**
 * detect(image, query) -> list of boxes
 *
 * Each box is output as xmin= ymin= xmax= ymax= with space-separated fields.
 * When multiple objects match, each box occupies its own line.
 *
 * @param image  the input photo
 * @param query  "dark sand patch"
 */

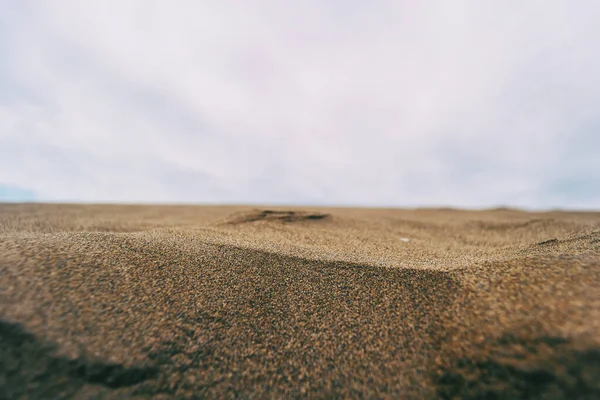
xmin=225 ymin=209 xmax=331 ymax=224
xmin=434 ymin=333 xmax=600 ymax=399
xmin=0 ymin=319 xmax=157 ymax=398
xmin=538 ymin=238 xmax=560 ymax=246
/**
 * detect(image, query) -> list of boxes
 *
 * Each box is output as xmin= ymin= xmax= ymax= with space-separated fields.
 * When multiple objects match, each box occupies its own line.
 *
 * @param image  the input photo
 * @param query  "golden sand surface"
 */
xmin=1 ymin=204 xmax=599 ymax=398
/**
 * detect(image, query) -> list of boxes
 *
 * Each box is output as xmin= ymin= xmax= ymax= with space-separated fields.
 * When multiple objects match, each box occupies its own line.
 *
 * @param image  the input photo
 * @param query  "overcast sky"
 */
xmin=1 ymin=1 xmax=599 ymax=208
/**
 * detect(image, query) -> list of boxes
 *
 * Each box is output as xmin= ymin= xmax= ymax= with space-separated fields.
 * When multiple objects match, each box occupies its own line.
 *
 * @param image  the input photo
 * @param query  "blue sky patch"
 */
xmin=0 ymin=184 xmax=37 ymax=202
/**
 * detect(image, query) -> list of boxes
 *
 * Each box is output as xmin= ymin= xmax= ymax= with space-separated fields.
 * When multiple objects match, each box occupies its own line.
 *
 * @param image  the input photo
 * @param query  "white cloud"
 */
xmin=1 ymin=0 xmax=599 ymax=207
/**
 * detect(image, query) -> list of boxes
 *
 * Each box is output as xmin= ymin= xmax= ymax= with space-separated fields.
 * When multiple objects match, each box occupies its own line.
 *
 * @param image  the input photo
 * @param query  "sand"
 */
xmin=1 ymin=204 xmax=599 ymax=399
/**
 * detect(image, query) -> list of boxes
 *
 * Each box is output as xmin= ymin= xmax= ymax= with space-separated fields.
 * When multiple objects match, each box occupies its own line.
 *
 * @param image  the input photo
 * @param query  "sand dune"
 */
xmin=1 ymin=204 xmax=599 ymax=398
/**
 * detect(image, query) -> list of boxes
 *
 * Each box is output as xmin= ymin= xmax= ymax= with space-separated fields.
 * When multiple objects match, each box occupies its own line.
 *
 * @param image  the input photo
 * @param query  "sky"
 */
xmin=1 ymin=1 xmax=599 ymax=209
